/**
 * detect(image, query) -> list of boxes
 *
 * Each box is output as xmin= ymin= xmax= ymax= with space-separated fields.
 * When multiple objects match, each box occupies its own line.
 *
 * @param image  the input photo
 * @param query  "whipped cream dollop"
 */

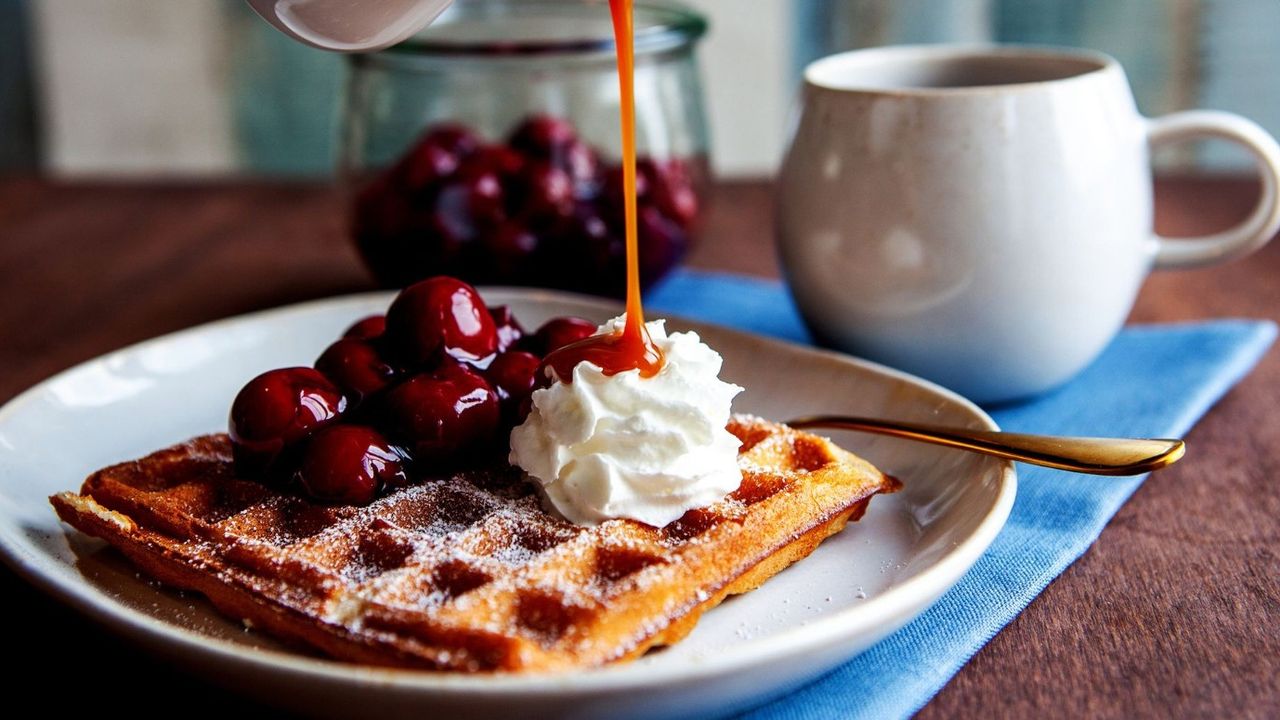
xmin=509 ymin=315 xmax=744 ymax=527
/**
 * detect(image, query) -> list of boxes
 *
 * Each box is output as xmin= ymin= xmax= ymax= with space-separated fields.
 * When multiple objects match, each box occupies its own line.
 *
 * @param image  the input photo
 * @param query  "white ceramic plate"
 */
xmin=0 ymin=289 xmax=1014 ymax=719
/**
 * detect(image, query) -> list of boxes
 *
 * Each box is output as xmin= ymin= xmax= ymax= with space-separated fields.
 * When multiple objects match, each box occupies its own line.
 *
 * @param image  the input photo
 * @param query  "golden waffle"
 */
xmin=50 ymin=415 xmax=899 ymax=672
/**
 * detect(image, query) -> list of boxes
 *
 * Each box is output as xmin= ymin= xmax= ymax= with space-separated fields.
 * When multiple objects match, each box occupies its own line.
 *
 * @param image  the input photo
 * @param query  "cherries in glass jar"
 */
xmin=227 ymin=276 xmax=597 ymax=505
xmin=353 ymin=115 xmax=700 ymax=295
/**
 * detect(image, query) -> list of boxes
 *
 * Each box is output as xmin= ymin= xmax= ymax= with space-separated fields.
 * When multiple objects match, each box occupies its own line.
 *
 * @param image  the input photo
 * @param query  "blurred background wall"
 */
xmin=2 ymin=0 xmax=1278 ymax=178
xmin=0 ymin=0 xmax=39 ymax=171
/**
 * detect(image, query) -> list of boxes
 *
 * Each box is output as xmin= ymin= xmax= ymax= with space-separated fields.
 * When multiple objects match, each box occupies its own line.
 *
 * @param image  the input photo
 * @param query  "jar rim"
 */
xmin=374 ymin=0 xmax=707 ymax=58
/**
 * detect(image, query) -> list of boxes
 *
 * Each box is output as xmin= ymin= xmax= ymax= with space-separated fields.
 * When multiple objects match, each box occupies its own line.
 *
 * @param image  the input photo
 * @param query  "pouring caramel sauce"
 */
xmin=254 ymin=0 xmax=665 ymax=382
xmin=542 ymin=0 xmax=666 ymax=383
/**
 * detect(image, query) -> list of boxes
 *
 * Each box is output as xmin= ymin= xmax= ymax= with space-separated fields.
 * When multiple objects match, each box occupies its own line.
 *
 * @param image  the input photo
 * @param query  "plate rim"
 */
xmin=0 ymin=287 xmax=1017 ymax=695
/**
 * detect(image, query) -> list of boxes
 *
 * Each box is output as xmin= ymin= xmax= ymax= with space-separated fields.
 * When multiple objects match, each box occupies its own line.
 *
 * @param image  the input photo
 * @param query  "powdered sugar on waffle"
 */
xmin=51 ymin=418 xmax=898 ymax=671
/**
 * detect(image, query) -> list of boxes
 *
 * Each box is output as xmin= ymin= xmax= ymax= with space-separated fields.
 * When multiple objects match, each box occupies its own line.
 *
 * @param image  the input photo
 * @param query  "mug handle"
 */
xmin=1146 ymin=110 xmax=1280 ymax=269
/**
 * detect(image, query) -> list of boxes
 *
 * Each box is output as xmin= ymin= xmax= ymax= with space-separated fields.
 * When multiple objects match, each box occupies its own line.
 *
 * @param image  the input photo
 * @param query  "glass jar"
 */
xmin=339 ymin=0 xmax=710 ymax=296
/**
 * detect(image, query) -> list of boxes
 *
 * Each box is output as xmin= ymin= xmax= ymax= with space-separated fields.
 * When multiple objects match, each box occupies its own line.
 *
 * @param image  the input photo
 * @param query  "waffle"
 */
xmin=51 ymin=415 xmax=899 ymax=672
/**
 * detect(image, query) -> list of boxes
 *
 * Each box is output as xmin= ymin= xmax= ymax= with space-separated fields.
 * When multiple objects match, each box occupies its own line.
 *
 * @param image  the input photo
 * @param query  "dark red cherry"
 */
xmin=430 ymin=225 xmax=475 ymax=266
xmin=229 ymin=368 xmax=346 ymax=477
xmin=430 ymin=181 xmax=483 ymax=248
xmin=385 ymin=276 xmax=498 ymax=366
xmin=486 ymin=350 xmax=542 ymax=425
xmin=315 ymin=338 xmax=397 ymax=403
xmin=525 ymin=317 xmax=597 ymax=356
xmin=610 ymin=160 xmax=654 ymax=198
xmin=398 ymin=124 xmax=479 ymax=190
xmin=380 ymin=364 xmax=500 ymax=461
xmin=400 ymin=145 xmax=456 ymax=191
xmin=649 ymin=158 xmax=699 ymax=228
xmin=459 ymin=145 xmax=525 ymax=182
xmin=482 ymin=221 xmax=540 ymax=281
xmin=489 ymin=305 xmax=526 ymax=353
xmin=486 ymin=350 xmax=541 ymax=398
xmin=544 ymin=203 xmax=624 ymax=292
xmin=353 ymin=177 xmax=413 ymax=242
xmin=563 ymin=140 xmax=601 ymax=196
xmin=637 ymin=205 xmax=689 ymax=286
xmin=352 ymin=183 xmax=445 ymax=288
xmin=508 ymin=115 xmax=579 ymax=160
xmin=514 ymin=162 xmax=574 ymax=222
xmin=296 ymin=425 xmax=408 ymax=505
xmin=601 ymin=162 xmax=653 ymax=222
xmin=343 ymin=314 xmax=386 ymax=341
xmin=459 ymin=169 xmax=506 ymax=228
xmin=566 ymin=203 xmax=611 ymax=247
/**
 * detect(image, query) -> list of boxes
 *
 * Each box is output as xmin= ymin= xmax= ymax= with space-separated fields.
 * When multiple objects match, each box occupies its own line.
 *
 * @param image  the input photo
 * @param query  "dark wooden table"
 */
xmin=2 ymin=176 xmax=1276 ymax=717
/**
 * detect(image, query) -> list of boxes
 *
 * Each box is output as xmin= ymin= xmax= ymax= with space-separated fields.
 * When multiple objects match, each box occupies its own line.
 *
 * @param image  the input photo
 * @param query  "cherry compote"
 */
xmin=489 ymin=305 xmax=526 ymax=353
xmin=523 ymin=317 xmax=598 ymax=356
xmin=296 ymin=425 xmax=408 ymax=505
xmin=228 ymin=275 xmax=604 ymax=505
xmin=379 ymin=362 xmax=500 ymax=462
xmin=315 ymin=338 xmax=397 ymax=404
xmin=384 ymin=276 xmax=498 ymax=366
xmin=485 ymin=350 xmax=542 ymax=425
xmin=229 ymin=367 xmax=347 ymax=478
xmin=343 ymin=314 xmax=386 ymax=341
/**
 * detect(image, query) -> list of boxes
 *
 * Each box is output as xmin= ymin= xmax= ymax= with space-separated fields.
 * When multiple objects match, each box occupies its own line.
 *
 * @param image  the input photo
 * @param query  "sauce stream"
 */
xmin=541 ymin=0 xmax=665 ymax=382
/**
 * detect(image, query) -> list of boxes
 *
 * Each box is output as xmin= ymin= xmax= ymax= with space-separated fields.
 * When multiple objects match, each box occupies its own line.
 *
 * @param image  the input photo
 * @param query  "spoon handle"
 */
xmin=786 ymin=415 xmax=1185 ymax=476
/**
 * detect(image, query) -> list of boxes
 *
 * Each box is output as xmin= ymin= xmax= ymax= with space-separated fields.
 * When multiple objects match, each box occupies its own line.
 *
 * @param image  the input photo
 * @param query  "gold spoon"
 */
xmin=786 ymin=415 xmax=1185 ymax=476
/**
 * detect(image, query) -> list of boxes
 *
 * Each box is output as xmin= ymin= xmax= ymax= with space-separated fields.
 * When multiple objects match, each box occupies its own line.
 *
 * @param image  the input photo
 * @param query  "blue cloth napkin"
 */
xmin=645 ymin=270 xmax=1277 ymax=720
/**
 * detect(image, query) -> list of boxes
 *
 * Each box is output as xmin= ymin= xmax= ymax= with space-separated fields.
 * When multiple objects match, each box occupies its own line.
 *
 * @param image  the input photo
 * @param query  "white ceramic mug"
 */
xmin=778 ymin=45 xmax=1280 ymax=403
